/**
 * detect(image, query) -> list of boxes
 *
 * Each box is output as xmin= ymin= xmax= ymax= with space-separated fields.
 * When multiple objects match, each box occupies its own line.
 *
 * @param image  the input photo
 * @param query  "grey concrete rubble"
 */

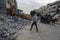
xmin=0 ymin=14 xmax=30 ymax=40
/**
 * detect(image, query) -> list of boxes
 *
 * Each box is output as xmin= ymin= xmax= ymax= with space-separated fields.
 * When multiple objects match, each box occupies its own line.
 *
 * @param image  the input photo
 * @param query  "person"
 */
xmin=30 ymin=14 xmax=38 ymax=32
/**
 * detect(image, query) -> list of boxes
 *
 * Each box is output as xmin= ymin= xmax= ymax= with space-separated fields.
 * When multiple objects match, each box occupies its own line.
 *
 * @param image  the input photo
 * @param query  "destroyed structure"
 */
xmin=0 ymin=0 xmax=30 ymax=40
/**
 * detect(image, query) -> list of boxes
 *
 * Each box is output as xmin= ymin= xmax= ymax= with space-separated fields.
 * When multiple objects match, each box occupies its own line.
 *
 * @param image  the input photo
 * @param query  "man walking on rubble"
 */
xmin=30 ymin=14 xmax=38 ymax=32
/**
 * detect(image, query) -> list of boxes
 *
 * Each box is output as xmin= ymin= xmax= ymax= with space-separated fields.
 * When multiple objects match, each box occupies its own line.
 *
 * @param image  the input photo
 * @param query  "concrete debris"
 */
xmin=0 ymin=14 xmax=30 ymax=40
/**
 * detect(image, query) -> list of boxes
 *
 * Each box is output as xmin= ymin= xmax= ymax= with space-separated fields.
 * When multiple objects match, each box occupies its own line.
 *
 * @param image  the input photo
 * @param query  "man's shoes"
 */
xmin=30 ymin=29 xmax=32 ymax=31
xmin=36 ymin=30 xmax=38 ymax=32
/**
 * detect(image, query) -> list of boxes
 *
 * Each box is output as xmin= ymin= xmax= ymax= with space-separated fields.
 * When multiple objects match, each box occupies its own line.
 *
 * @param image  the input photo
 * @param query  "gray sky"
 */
xmin=16 ymin=0 xmax=56 ymax=14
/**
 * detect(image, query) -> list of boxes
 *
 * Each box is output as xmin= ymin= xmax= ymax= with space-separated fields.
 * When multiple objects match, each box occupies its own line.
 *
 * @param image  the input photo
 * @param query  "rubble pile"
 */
xmin=0 ymin=14 xmax=30 ymax=40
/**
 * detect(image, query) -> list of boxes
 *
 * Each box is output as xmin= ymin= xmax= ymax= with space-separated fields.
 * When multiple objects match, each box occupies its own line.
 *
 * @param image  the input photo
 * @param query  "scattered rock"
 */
xmin=0 ymin=14 xmax=30 ymax=40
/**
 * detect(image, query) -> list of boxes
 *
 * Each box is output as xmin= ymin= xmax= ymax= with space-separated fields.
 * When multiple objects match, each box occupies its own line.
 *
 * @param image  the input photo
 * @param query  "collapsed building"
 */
xmin=0 ymin=0 xmax=30 ymax=40
xmin=0 ymin=0 xmax=17 ymax=16
xmin=6 ymin=0 xmax=17 ymax=16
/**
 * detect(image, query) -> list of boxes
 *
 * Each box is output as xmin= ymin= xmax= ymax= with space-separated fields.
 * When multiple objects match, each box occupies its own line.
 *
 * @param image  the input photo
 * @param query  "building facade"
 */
xmin=36 ymin=1 xmax=60 ymax=15
xmin=47 ymin=1 xmax=60 ymax=14
xmin=36 ymin=6 xmax=48 ymax=15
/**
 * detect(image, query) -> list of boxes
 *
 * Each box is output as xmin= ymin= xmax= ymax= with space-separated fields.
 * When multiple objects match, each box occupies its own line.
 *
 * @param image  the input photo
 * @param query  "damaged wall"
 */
xmin=0 ymin=0 xmax=7 ymax=15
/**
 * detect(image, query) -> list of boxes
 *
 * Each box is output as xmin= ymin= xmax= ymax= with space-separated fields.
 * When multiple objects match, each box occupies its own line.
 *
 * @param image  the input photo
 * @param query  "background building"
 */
xmin=47 ymin=1 xmax=60 ymax=14
xmin=35 ymin=1 xmax=60 ymax=15
xmin=17 ymin=9 xmax=23 ymax=15
xmin=38 ymin=6 xmax=48 ymax=15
